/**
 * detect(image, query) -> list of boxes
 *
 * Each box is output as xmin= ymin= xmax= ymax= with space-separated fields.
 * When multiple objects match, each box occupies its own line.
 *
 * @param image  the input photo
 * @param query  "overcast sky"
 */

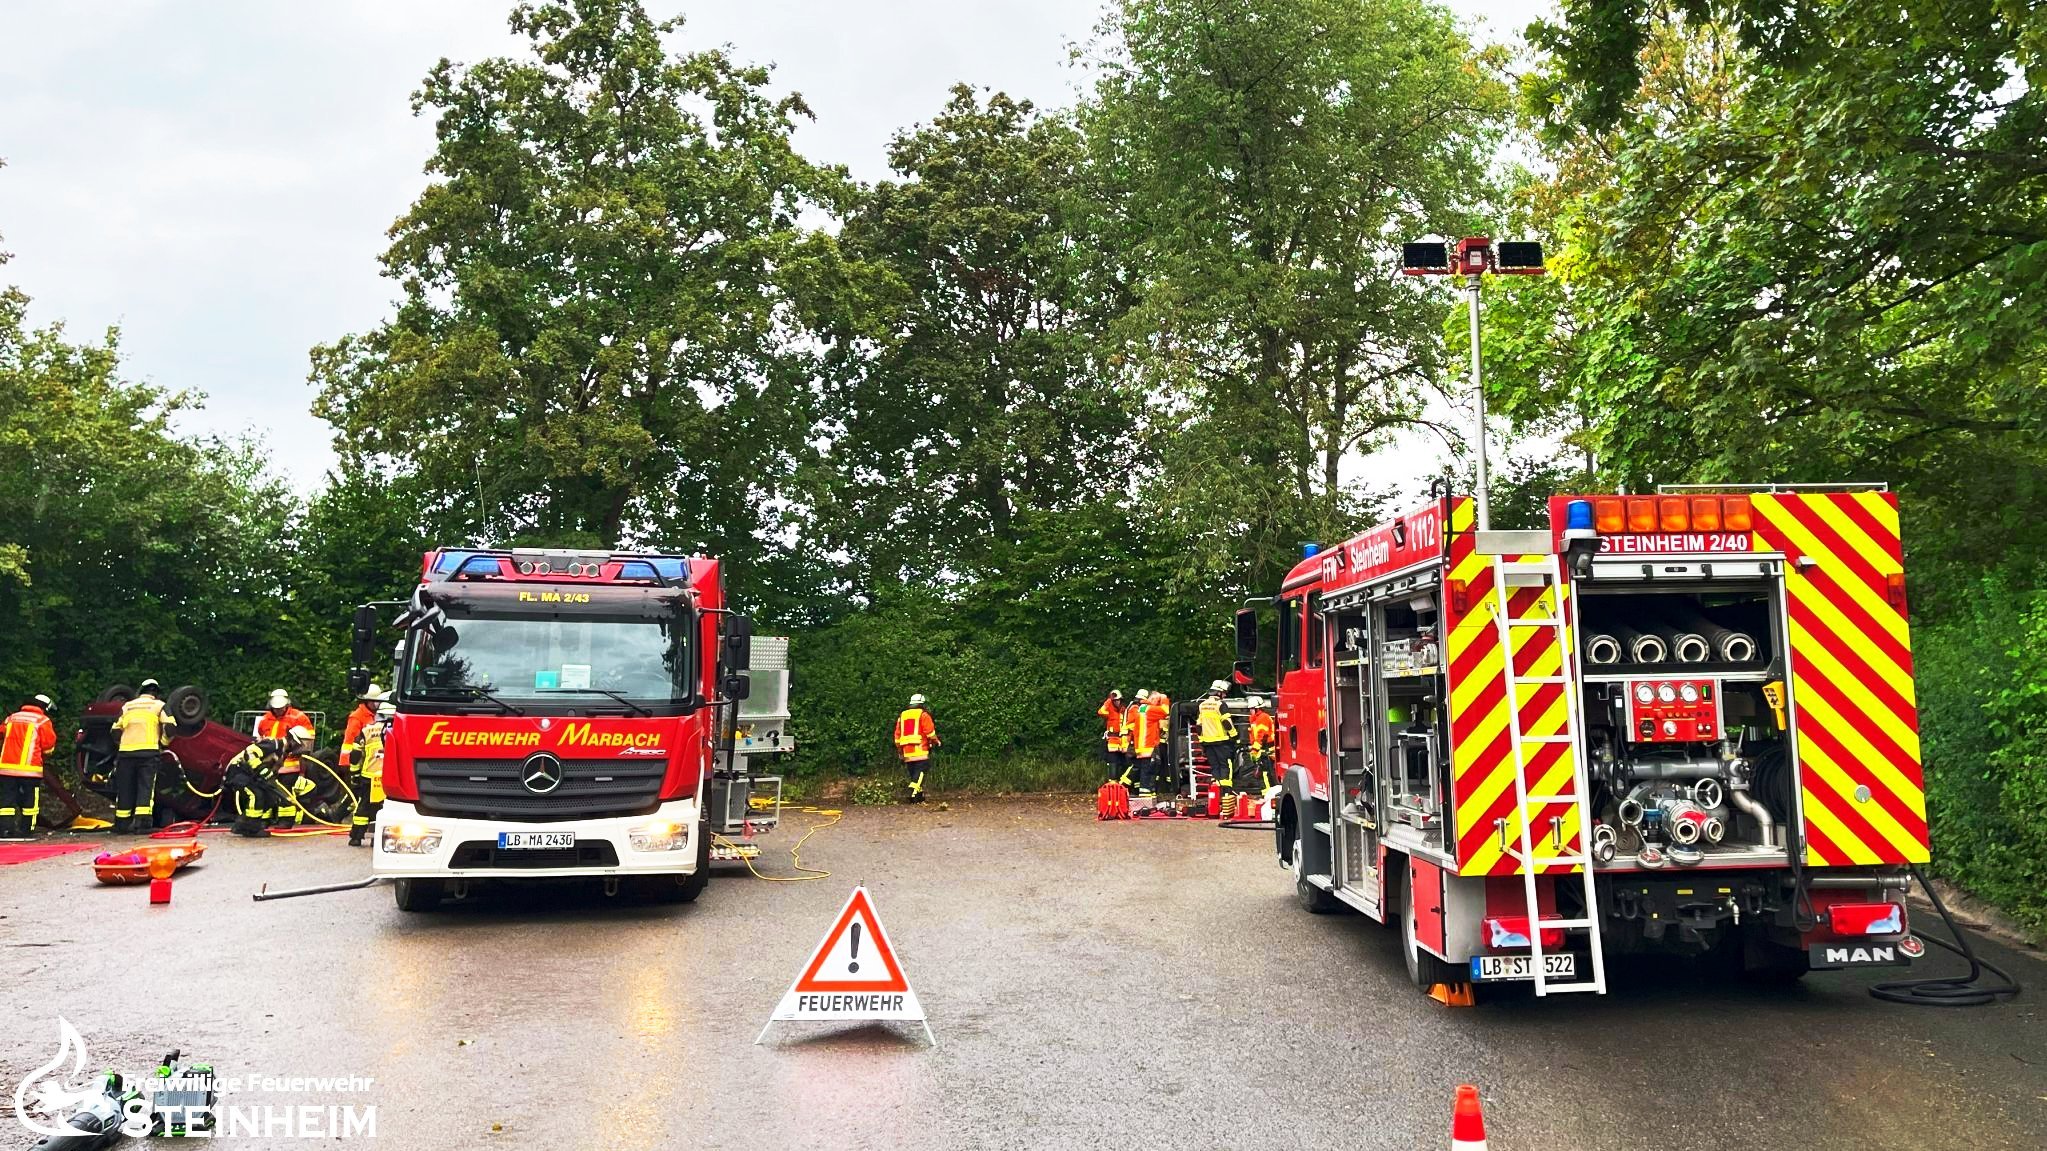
xmin=0 ymin=0 xmax=1549 ymax=491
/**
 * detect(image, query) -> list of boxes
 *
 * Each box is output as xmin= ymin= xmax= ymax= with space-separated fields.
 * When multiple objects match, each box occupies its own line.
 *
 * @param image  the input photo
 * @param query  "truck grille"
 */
xmin=413 ymin=758 xmax=666 ymax=821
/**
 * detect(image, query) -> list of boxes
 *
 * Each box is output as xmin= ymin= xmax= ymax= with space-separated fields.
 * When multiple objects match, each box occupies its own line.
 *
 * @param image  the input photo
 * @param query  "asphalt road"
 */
xmin=3 ymin=798 xmax=2043 ymax=1150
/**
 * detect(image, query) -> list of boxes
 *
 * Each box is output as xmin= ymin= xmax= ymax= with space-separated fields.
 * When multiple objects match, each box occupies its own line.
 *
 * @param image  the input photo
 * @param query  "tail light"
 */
xmin=1593 ymin=497 xmax=1624 ymax=534
xmin=1449 ymin=579 xmax=1471 ymax=614
xmin=1826 ymin=902 xmax=1904 ymax=937
xmin=1690 ymin=497 xmax=1721 ymax=531
xmin=1886 ymin=571 xmax=1907 ymax=609
xmin=1626 ymin=497 xmax=1655 ymax=532
xmin=1722 ymin=495 xmax=1753 ymax=531
xmin=1657 ymin=496 xmax=1689 ymax=532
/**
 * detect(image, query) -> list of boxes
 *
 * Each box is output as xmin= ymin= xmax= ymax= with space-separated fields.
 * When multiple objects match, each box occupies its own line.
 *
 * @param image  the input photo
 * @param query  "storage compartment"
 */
xmin=1574 ymin=582 xmax=1792 ymax=867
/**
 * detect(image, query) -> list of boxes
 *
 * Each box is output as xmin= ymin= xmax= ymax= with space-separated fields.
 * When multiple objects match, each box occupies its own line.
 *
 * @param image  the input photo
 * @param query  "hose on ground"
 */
xmin=1868 ymin=866 xmax=2021 ymax=1007
xmin=711 ymin=804 xmax=841 ymax=883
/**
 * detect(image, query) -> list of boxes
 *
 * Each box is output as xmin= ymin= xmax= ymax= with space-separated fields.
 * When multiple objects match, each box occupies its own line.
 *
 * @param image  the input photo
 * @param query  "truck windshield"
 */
xmin=402 ymin=611 xmax=689 ymax=709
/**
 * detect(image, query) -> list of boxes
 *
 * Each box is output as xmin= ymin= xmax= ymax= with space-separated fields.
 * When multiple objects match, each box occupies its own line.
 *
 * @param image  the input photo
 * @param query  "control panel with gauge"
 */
xmin=1622 ymin=678 xmax=1723 ymax=743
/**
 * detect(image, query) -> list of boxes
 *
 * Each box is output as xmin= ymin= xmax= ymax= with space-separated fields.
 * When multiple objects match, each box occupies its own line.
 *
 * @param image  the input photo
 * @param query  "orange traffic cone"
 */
xmin=1450 ymin=1084 xmax=1488 ymax=1150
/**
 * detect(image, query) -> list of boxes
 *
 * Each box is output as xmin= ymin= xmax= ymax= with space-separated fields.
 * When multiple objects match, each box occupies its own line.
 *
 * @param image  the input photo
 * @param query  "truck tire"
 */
xmin=1399 ymin=869 xmax=1460 ymax=988
xmin=95 ymin=684 xmax=137 ymax=706
xmin=1741 ymin=936 xmax=1811 ymax=984
xmin=1290 ymin=820 xmax=1337 ymax=914
xmin=393 ymin=878 xmax=445 ymax=912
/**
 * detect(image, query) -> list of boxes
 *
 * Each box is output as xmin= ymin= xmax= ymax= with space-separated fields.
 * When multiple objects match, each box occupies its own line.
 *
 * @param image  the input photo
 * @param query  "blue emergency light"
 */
xmin=1566 ymin=499 xmax=1595 ymax=532
xmin=1302 ymin=542 xmax=1321 ymax=558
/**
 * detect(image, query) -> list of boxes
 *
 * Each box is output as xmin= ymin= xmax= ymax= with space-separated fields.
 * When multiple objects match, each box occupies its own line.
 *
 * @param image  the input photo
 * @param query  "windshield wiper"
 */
xmin=453 ymin=686 xmax=526 ymax=715
xmin=537 ymin=687 xmax=652 ymax=717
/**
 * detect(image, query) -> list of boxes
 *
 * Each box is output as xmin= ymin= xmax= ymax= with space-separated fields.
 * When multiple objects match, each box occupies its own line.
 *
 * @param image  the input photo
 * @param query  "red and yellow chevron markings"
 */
xmin=1751 ymin=492 xmax=1929 ymax=866
xmin=1445 ymin=499 xmax=1583 ymax=876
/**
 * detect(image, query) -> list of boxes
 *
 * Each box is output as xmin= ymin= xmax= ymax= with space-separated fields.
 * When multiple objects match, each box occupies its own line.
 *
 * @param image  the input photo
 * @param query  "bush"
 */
xmin=1919 ymin=573 xmax=2047 ymax=934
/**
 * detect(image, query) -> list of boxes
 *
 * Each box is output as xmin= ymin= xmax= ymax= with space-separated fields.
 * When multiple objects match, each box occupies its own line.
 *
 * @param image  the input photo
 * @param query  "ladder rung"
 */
xmin=1509 ymin=850 xmax=1591 ymax=867
xmin=1502 ymin=617 xmax=1565 ymax=627
xmin=1508 ymin=675 xmax=1569 ymax=685
xmin=1498 ymin=560 xmax=1555 ymax=572
xmin=1522 ymin=793 xmax=1583 ymax=804
xmin=1540 ymin=918 xmax=1597 ymax=930
xmin=1514 ymin=734 xmax=1576 ymax=744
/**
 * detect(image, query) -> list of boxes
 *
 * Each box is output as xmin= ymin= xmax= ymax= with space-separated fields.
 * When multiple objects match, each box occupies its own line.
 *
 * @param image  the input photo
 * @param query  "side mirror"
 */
xmin=721 ymin=613 xmax=754 ymax=674
xmin=347 ymin=668 xmax=371 ymax=696
xmin=351 ymin=605 xmax=380 ymax=667
xmin=1234 ymin=608 xmax=1259 ymax=664
xmin=723 ymin=671 xmax=752 ymax=702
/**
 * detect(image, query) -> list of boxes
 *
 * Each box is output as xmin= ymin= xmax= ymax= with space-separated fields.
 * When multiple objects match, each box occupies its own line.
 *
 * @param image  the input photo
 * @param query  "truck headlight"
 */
xmin=380 ymin=822 xmax=443 ymax=854
xmin=628 ymin=820 xmax=690 ymax=852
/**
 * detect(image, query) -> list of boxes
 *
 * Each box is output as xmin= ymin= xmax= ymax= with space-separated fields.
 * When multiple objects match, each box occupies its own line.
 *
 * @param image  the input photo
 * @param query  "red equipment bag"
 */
xmin=1096 ymin=781 xmax=1131 ymax=821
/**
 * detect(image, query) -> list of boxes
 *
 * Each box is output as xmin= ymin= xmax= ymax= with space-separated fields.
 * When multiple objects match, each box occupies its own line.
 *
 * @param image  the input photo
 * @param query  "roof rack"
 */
xmin=1655 ymin=482 xmax=1889 ymax=493
xmin=427 ymin=548 xmax=697 ymax=588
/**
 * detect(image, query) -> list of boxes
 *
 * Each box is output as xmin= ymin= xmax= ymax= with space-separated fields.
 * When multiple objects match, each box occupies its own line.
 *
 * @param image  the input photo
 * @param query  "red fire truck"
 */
xmin=350 ymin=548 xmax=773 ymax=911
xmin=1241 ymin=487 xmax=1927 ymax=995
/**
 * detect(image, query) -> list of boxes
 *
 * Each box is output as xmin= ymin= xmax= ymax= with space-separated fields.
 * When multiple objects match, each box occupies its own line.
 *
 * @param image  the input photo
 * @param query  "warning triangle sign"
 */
xmin=758 ymin=887 xmax=932 ymax=1044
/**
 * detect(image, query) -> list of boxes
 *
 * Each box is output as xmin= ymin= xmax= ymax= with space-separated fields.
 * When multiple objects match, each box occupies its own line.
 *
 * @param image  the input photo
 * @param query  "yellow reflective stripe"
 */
xmin=1784 ymin=577 xmax=1917 ymax=708
xmin=1791 ymin=673 xmax=1926 ymax=817
xmin=1801 ymin=787 xmax=1885 ymax=866
xmin=1795 ymin=736 xmax=1926 ymax=860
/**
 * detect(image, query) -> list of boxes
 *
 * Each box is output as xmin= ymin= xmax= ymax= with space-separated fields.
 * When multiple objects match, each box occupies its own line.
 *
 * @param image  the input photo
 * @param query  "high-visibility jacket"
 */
xmin=1 ymin=706 xmax=57 ymax=779
xmin=113 ymin=696 xmax=175 ymax=753
xmin=894 ymin=708 xmax=937 ymax=762
xmin=340 ymin=704 xmax=374 ymax=767
xmin=1247 ymin=709 xmax=1275 ymax=752
xmin=1196 ymin=698 xmax=1237 ymax=743
xmin=1098 ymin=698 xmax=1127 ymax=752
xmin=1130 ymin=701 xmax=1164 ymax=758
xmin=254 ymin=708 xmax=316 ymax=773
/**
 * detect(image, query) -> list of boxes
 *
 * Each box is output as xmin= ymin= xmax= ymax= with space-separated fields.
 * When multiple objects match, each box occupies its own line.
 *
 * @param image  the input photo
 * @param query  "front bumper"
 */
xmin=372 ymin=798 xmax=701 ymax=879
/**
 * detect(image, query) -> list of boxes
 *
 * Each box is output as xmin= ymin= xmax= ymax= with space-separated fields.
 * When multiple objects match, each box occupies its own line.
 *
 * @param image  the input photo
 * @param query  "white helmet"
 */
xmin=1209 ymin=679 xmax=1229 ymax=693
xmin=268 ymin=689 xmax=291 ymax=709
xmin=376 ymin=702 xmax=396 ymax=719
xmin=909 ymin=694 xmax=926 ymax=707
xmin=360 ymin=682 xmax=385 ymax=701
xmin=1135 ymin=689 xmax=1151 ymax=701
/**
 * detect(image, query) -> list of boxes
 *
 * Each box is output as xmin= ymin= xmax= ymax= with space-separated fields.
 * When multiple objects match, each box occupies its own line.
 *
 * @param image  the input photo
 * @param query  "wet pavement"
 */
xmin=2 ymin=797 xmax=2043 ymax=1150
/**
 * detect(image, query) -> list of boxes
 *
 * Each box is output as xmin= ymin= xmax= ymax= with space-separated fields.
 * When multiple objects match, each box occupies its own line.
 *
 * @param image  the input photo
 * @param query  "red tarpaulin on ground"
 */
xmin=0 ymin=842 xmax=101 ymax=866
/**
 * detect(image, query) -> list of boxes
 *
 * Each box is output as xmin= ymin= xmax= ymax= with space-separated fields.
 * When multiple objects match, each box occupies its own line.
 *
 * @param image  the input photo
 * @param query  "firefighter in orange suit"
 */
xmin=1097 ymin=690 xmax=1127 ymax=782
xmin=254 ymin=689 xmax=317 ymax=827
xmin=1246 ymin=698 xmax=1277 ymax=790
xmin=339 ymin=683 xmax=382 ymax=772
xmin=1129 ymin=688 xmax=1164 ymax=797
xmin=894 ymin=694 xmax=940 ymax=803
xmin=1 ymin=694 xmax=58 ymax=838
xmin=111 ymin=679 xmax=176 ymax=833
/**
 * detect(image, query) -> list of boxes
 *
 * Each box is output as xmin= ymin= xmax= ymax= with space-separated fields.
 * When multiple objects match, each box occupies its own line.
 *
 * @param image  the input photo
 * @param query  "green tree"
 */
xmin=312 ymin=0 xmax=844 ymax=610
xmin=805 ymin=86 xmax=1130 ymax=590
xmin=1082 ymin=0 xmax=1511 ymax=590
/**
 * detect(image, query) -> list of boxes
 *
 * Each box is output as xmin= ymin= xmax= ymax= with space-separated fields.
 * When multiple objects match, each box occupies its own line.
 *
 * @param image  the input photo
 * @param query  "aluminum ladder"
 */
xmin=1489 ymin=552 xmax=1608 ymax=996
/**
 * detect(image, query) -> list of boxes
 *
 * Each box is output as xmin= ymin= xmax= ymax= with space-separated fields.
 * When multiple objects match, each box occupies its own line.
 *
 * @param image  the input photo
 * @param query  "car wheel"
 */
xmin=393 ymin=878 xmax=444 ymax=912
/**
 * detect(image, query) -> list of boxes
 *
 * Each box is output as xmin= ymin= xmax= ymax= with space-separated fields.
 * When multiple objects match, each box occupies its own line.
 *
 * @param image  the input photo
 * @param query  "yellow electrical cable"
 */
xmin=712 ymin=803 xmax=842 ymax=883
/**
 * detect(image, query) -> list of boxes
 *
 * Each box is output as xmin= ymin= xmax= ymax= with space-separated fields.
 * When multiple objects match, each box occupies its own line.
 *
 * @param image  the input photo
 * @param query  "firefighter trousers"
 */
xmin=348 ymin=771 xmax=383 ymax=844
xmin=113 ymin=752 xmax=160 ymax=829
xmin=1103 ymin=747 xmax=1127 ymax=781
xmin=0 ymin=776 xmax=39 ymax=837
xmin=902 ymin=755 xmax=930 ymax=802
xmin=1131 ymin=753 xmax=1159 ymax=795
xmin=1201 ymin=738 xmax=1239 ymax=788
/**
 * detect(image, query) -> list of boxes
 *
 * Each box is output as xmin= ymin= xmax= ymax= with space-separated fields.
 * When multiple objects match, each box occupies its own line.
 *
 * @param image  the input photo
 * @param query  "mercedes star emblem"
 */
xmin=520 ymin=753 xmax=565 ymax=794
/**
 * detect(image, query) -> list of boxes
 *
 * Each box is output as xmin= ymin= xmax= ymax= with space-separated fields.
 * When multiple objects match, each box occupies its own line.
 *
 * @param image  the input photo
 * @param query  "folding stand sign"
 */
xmin=757 ymin=886 xmax=933 ymax=1046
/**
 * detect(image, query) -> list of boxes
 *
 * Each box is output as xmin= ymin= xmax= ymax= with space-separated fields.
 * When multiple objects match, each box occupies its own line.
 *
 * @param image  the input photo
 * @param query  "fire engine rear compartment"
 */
xmin=1573 ymin=571 xmax=1796 ymax=870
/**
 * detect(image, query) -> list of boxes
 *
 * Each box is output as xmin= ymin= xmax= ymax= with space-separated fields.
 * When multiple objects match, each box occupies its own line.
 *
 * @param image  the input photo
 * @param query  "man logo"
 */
xmin=521 ymin=753 xmax=565 ymax=794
